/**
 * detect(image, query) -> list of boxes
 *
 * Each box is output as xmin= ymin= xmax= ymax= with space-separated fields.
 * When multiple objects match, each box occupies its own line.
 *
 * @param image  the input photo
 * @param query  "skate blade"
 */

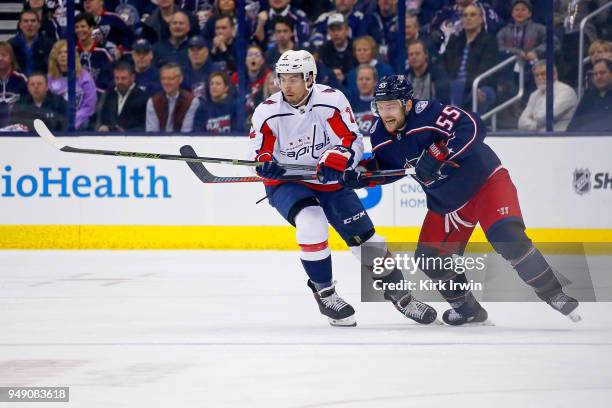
xmin=446 ymin=319 xmax=495 ymax=327
xmin=328 ymin=315 xmax=357 ymax=327
xmin=567 ymin=311 xmax=582 ymax=323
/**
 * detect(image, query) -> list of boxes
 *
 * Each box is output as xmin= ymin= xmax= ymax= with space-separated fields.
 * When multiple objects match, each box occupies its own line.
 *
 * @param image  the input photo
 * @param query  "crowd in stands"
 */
xmin=0 ymin=0 xmax=610 ymax=134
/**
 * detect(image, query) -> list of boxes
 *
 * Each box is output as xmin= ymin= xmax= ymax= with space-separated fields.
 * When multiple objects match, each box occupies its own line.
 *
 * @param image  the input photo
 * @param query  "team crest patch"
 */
xmin=263 ymin=99 xmax=276 ymax=105
xmin=415 ymin=101 xmax=429 ymax=114
xmin=322 ymin=88 xmax=336 ymax=93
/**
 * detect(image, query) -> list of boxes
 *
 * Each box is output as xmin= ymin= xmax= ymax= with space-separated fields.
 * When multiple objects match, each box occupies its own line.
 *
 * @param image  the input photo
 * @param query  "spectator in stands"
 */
xmin=9 ymin=10 xmax=54 ymax=76
xmin=345 ymin=36 xmax=393 ymax=98
xmin=132 ymin=39 xmax=162 ymax=97
xmin=428 ymin=0 xmax=502 ymax=56
xmin=97 ymin=61 xmax=148 ymax=132
xmin=153 ymin=10 xmax=192 ymax=69
xmin=11 ymin=72 xmax=66 ymax=131
xmin=406 ymin=39 xmax=451 ymax=103
xmin=47 ymin=40 xmax=97 ymax=130
xmin=84 ymin=0 xmax=134 ymax=54
xmin=443 ymin=4 xmax=499 ymax=112
xmin=0 ymin=42 xmax=29 ymax=128
xmin=568 ymin=59 xmax=612 ymax=131
xmin=311 ymin=0 xmax=383 ymax=48
xmin=264 ymin=16 xmax=295 ymax=65
xmin=193 ymin=71 xmax=241 ymax=133
xmin=518 ymin=61 xmax=577 ymax=131
xmin=201 ymin=0 xmax=236 ymax=41
xmin=231 ymin=45 xmax=270 ymax=124
xmin=210 ymin=15 xmax=238 ymax=74
xmin=261 ymin=70 xmax=281 ymax=100
xmin=390 ymin=11 xmax=424 ymax=73
xmin=319 ymin=13 xmax=357 ymax=86
xmin=374 ymin=0 xmax=399 ymax=59
xmin=348 ymin=64 xmax=378 ymax=135
xmin=184 ymin=35 xmax=220 ymax=101
xmin=142 ymin=0 xmax=199 ymax=44
xmin=75 ymin=13 xmax=114 ymax=93
xmin=584 ymin=40 xmax=612 ymax=89
xmin=146 ymin=62 xmax=199 ymax=132
xmin=23 ymin=0 xmax=63 ymax=40
xmin=254 ymin=0 xmax=311 ymax=49
xmin=497 ymin=0 xmax=558 ymax=63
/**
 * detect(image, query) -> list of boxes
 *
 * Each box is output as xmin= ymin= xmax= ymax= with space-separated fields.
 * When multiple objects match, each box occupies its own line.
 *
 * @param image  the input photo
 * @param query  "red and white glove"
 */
xmin=316 ymin=145 xmax=355 ymax=183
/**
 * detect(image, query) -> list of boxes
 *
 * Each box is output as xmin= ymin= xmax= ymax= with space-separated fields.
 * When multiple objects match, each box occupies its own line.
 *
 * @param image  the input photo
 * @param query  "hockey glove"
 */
xmin=340 ymin=169 xmax=371 ymax=190
xmin=415 ymin=142 xmax=457 ymax=185
xmin=317 ymin=145 xmax=355 ymax=183
xmin=256 ymin=160 xmax=286 ymax=179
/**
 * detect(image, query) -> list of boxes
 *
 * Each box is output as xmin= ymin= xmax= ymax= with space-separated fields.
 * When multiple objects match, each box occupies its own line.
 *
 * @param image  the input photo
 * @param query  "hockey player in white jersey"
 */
xmin=247 ymin=50 xmax=437 ymax=327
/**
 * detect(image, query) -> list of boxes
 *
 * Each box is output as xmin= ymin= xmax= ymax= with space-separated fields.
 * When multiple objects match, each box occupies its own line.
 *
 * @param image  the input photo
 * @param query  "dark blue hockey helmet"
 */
xmin=371 ymin=75 xmax=414 ymax=115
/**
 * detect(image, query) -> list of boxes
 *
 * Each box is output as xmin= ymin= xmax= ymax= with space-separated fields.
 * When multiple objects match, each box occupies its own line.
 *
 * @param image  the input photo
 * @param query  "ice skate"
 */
xmin=307 ymin=280 xmax=356 ymax=327
xmin=442 ymin=292 xmax=491 ymax=326
xmin=543 ymin=291 xmax=581 ymax=322
xmin=384 ymin=292 xmax=438 ymax=324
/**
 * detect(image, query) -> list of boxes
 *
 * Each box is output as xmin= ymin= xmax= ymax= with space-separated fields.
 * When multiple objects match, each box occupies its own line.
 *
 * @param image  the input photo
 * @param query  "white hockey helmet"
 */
xmin=275 ymin=50 xmax=318 ymax=85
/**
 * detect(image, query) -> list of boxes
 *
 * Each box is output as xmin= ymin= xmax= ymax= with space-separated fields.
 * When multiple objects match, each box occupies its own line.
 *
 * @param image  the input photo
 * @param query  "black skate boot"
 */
xmin=540 ymin=290 xmax=581 ymax=322
xmin=307 ymin=280 xmax=356 ymax=327
xmin=384 ymin=292 xmax=438 ymax=324
xmin=442 ymin=292 xmax=490 ymax=326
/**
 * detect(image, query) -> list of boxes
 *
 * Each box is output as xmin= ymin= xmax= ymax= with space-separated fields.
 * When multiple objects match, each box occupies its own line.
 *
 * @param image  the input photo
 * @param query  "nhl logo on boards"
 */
xmin=573 ymin=168 xmax=591 ymax=195
xmin=415 ymin=101 xmax=428 ymax=114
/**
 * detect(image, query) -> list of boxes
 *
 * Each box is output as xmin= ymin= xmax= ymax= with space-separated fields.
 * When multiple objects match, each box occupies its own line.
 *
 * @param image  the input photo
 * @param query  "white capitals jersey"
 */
xmin=247 ymin=84 xmax=364 ymax=187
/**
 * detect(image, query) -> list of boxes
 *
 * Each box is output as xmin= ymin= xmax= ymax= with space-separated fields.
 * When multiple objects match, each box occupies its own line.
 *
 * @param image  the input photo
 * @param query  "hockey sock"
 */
xmin=301 ymin=255 xmax=333 ymax=290
xmin=415 ymin=243 xmax=473 ymax=305
xmin=487 ymin=222 xmax=562 ymax=300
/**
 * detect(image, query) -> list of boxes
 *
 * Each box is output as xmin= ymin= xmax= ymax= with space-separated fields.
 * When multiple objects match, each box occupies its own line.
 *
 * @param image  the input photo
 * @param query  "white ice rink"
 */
xmin=1 ymin=250 xmax=611 ymax=408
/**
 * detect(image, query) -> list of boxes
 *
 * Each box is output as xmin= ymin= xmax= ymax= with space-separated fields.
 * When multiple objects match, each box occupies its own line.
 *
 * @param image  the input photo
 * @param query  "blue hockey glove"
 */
xmin=415 ymin=142 xmax=457 ymax=185
xmin=256 ymin=160 xmax=286 ymax=179
xmin=340 ymin=169 xmax=371 ymax=189
xmin=317 ymin=145 xmax=355 ymax=183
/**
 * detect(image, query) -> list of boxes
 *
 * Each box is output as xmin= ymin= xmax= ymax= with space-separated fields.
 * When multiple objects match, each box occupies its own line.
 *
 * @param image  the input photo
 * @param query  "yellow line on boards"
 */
xmin=1 ymin=225 xmax=611 ymax=250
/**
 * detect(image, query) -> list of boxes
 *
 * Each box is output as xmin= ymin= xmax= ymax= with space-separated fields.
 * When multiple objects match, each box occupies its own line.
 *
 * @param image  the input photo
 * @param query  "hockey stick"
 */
xmin=179 ymin=145 xmax=416 ymax=184
xmin=32 ymin=119 xmax=315 ymax=172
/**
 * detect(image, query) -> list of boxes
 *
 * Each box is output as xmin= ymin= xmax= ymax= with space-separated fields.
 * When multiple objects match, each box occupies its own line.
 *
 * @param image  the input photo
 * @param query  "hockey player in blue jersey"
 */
xmin=341 ymin=75 xmax=581 ymax=325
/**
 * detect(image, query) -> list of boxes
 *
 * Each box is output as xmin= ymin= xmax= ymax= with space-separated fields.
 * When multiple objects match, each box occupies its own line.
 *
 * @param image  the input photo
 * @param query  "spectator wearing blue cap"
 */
xmin=153 ymin=10 xmax=192 ymax=69
xmin=132 ymin=38 xmax=162 ymax=97
xmin=184 ymin=35 xmax=222 ymax=101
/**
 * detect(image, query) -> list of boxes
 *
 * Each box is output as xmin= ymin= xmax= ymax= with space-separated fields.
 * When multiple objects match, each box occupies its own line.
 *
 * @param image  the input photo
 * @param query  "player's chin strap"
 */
xmin=290 ymin=85 xmax=314 ymax=109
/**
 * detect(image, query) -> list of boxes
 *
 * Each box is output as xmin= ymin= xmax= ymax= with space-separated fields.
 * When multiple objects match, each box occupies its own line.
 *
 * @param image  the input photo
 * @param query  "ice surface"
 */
xmin=0 ymin=250 xmax=611 ymax=408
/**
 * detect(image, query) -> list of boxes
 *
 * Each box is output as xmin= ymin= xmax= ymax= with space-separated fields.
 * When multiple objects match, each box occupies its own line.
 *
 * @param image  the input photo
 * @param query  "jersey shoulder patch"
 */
xmin=415 ymin=100 xmax=429 ymax=114
xmin=322 ymin=88 xmax=336 ymax=93
xmin=263 ymin=99 xmax=276 ymax=105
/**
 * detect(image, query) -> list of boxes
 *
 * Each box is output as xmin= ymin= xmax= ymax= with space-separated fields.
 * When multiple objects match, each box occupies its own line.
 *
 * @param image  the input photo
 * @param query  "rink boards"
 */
xmin=0 ymin=135 xmax=611 ymax=249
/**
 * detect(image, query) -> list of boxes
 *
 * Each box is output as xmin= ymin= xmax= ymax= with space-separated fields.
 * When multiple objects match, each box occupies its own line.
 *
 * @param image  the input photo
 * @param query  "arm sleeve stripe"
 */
xmin=326 ymin=109 xmax=357 ymax=148
xmin=372 ymin=139 xmax=393 ymax=152
xmin=256 ymin=121 xmax=277 ymax=161
xmin=404 ymin=126 xmax=451 ymax=138
xmin=448 ymin=107 xmax=478 ymax=160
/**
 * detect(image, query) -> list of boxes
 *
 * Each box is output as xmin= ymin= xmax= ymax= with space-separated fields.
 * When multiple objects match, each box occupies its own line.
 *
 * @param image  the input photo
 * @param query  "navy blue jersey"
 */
xmin=135 ymin=66 xmax=162 ymax=97
xmin=349 ymin=95 xmax=377 ymax=135
xmin=78 ymin=43 xmax=114 ymax=92
xmin=369 ymin=99 xmax=501 ymax=214
xmin=193 ymin=97 xmax=242 ymax=133
xmin=0 ymin=71 xmax=28 ymax=127
xmin=96 ymin=11 xmax=134 ymax=50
